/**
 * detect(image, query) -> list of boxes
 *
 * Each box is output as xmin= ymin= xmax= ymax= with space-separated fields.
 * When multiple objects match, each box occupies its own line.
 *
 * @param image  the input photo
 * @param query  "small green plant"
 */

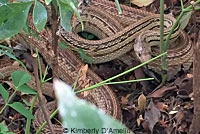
xmin=0 ymin=70 xmax=36 ymax=118
xmin=0 ymin=70 xmax=37 ymax=133
xmin=0 ymin=46 xmax=38 ymax=133
xmin=81 ymin=32 xmax=95 ymax=40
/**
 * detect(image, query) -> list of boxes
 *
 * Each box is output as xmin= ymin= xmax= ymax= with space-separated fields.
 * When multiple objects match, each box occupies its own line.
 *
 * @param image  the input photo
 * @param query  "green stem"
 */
xmin=35 ymin=48 xmax=43 ymax=81
xmin=160 ymin=0 xmax=166 ymax=83
xmin=0 ymin=103 xmax=7 ymax=114
xmin=180 ymin=0 xmax=184 ymax=9
xmin=25 ymin=94 xmax=38 ymax=134
xmin=164 ymin=11 xmax=184 ymax=48
xmin=0 ymin=90 xmax=17 ymax=114
xmin=36 ymin=109 xmax=59 ymax=134
xmin=185 ymin=0 xmax=200 ymax=11
xmin=103 ymin=78 xmax=154 ymax=85
xmin=42 ymin=66 xmax=49 ymax=82
xmin=195 ymin=7 xmax=200 ymax=11
xmin=114 ymin=0 xmax=122 ymax=14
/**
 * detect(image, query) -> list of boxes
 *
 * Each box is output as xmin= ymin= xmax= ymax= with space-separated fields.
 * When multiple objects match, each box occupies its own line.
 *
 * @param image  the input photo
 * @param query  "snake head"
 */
xmin=134 ymin=33 xmax=152 ymax=63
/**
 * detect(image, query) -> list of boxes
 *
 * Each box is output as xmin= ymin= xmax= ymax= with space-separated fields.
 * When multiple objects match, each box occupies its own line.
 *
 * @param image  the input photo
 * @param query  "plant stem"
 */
xmin=164 ymin=11 xmax=184 ymax=48
xmin=0 ymin=90 xmax=17 ymax=114
xmin=160 ymin=0 xmax=167 ymax=83
xmin=103 ymin=78 xmax=154 ymax=85
xmin=114 ymin=0 xmax=122 ymax=14
xmin=25 ymin=94 xmax=38 ymax=134
xmin=36 ymin=109 xmax=59 ymax=134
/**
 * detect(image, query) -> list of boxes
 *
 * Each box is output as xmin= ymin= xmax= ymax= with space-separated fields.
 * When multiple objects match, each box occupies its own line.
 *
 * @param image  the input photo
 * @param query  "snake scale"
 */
xmin=2 ymin=0 xmax=193 ymax=133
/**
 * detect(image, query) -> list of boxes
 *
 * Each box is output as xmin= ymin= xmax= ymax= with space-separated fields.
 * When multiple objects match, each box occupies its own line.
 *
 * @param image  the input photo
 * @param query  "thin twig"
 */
xmin=32 ymin=53 xmax=55 ymax=134
xmin=50 ymin=3 xmax=59 ymax=78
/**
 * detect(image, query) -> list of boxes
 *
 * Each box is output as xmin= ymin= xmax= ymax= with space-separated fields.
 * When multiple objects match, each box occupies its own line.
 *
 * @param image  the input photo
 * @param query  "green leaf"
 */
xmin=0 ymin=84 xmax=9 ymax=102
xmin=8 ymin=102 xmax=34 ymax=119
xmin=22 ymin=98 xmax=31 ymax=107
xmin=58 ymin=41 xmax=69 ymax=50
xmin=58 ymin=0 xmax=84 ymax=31
xmin=179 ymin=11 xmax=192 ymax=29
xmin=11 ymin=70 xmax=31 ymax=88
xmin=0 ymin=123 xmax=15 ymax=133
xmin=23 ymin=23 xmax=30 ymax=35
xmin=4 ymin=132 xmax=15 ymax=134
xmin=33 ymin=1 xmax=47 ymax=32
xmin=0 ymin=2 xmax=32 ymax=40
xmin=0 ymin=123 xmax=8 ymax=132
xmin=0 ymin=50 xmax=16 ymax=60
xmin=58 ymin=0 xmax=72 ymax=32
xmin=80 ymin=32 xmax=95 ymax=40
xmin=81 ymin=32 xmax=88 ymax=39
xmin=66 ymin=0 xmax=84 ymax=31
xmin=0 ymin=72 xmax=4 ymax=79
xmin=54 ymin=79 xmax=129 ymax=132
xmin=0 ymin=50 xmax=27 ymax=70
xmin=18 ymin=85 xmax=36 ymax=94
xmin=87 ymin=34 xmax=94 ymax=40
xmin=78 ymin=48 xmax=92 ymax=64
xmin=45 ymin=0 xmax=52 ymax=5
xmin=0 ymin=44 xmax=12 ymax=51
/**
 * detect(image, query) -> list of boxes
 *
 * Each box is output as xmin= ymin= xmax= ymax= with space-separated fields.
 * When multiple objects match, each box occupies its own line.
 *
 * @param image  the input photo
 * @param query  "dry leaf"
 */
xmin=154 ymin=101 xmax=168 ymax=111
xmin=131 ymin=0 xmax=154 ymax=7
xmin=137 ymin=114 xmax=143 ymax=126
xmin=80 ymin=64 xmax=88 ymax=80
xmin=70 ymin=12 xmax=76 ymax=27
xmin=12 ymin=60 xmax=20 ymax=66
xmin=137 ymin=93 xmax=146 ymax=112
xmin=149 ymin=85 xmax=176 ymax=98
xmin=83 ymin=90 xmax=92 ymax=97
xmin=121 ymin=96 xmax=128 ymax=105
xmin=161 ymin=104 xmax=168 ymax=111
xmin=160 ymin=120 xmax=168 ymax=128
xmin=144 ymin=100 xmax=160 ymax=132
xmin=189 ymin=92 xmax=194 ymax=100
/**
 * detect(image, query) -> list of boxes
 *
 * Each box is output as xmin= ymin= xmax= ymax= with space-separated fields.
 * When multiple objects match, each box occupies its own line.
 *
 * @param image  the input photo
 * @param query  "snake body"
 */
xmin=7 ymin=0 xmax=193 ymax=133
